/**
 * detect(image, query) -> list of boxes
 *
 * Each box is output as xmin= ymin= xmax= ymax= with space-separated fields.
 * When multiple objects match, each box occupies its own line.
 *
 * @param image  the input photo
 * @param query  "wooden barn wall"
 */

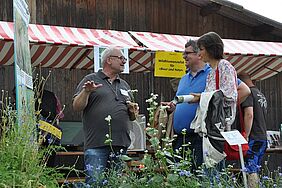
xmin=0 ymin=0 xmax=281 ymax=127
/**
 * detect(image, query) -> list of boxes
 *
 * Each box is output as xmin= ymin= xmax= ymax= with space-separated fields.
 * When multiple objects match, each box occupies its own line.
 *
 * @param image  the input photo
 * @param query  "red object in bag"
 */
xmin=224 ymin=102 xmax=249 ymax=160
xmin=224 ymin=142 xmax=249 ymax=160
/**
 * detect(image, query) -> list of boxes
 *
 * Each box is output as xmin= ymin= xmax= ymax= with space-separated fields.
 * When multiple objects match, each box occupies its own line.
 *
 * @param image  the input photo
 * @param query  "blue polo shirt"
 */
xmin=173 ymin=64 xmax=211 ymax=134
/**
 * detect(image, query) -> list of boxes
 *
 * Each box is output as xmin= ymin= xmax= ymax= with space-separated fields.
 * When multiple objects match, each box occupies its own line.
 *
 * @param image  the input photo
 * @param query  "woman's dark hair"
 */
xmin=197 ymin=32 xmax=224 ymax=60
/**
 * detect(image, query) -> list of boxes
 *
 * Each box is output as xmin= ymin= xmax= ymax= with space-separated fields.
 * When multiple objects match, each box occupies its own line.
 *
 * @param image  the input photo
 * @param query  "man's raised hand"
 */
xmin=83 ymin=81 xmax=103 ymax=93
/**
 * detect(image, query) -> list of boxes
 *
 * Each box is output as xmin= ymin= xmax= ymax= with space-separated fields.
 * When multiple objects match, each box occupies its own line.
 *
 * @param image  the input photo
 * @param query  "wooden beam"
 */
xmin=200 ymin=2 xmax=222 ymax=17
xmin=27 ymin=0 xmax=36 ymax=23
xmin=252 ymin=24 xmax=274 ymax=36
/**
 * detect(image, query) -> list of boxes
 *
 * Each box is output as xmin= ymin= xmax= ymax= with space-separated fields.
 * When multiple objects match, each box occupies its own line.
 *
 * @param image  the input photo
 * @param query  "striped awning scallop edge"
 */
xmin=1 ymin=21 xmax=282 ymax=80
xmin=129 ymin=31 xmax=282 ymax=80
xmin=0 ymin=21 xmax=141 ymax=70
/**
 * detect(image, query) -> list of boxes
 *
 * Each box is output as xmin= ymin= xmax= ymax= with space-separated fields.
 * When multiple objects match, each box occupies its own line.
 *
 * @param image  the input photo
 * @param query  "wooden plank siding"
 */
xmin=0 ymin=0 xmax=281 ymax=129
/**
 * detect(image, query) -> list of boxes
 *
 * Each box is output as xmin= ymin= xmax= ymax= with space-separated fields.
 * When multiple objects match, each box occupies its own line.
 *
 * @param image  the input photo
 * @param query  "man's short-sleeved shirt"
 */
xmin=241 ymin=86 xmax=267 ymax=140
xmin=173 ymin=64 xmax=211 ymax=134
xmin=73 ymin=70 xmax=132 ymax=150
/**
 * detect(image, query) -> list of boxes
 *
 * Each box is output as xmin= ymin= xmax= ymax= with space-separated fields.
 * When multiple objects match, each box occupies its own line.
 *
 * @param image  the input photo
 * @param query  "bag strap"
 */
xmin=237 ymin=97 xmax=246 ymax=133
xmin=216 ymin=68 xmax=219 ymax=90
xmin=215 ymin=66 xmax=246 ymax=134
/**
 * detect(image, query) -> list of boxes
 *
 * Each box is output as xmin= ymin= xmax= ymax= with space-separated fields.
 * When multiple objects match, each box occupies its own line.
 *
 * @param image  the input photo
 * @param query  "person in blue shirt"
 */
xmin=164 ymin=39 xmax=250 ymax=171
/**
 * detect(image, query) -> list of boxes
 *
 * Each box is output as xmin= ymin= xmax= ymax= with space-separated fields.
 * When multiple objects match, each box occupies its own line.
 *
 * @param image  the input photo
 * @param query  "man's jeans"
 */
xmin=172 ymin=132 xmax=203 ymax=171
xmin=84 ymin=146 xmax=127 ymax=186
xmin=245 ymin=139 xmax=267 ymax=173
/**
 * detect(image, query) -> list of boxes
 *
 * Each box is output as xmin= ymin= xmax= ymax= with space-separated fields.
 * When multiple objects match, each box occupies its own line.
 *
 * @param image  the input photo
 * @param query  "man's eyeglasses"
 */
xmin=182 ymin=51 xmax=196 ymax=57
xmin=109 ymin=55 xmax=127 ymax=62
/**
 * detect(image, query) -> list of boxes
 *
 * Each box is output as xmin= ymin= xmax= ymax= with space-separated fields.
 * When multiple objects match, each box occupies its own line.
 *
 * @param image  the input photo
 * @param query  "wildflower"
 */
xmin=179 ymin=170 xmax=185 ymax=176
xmin=128 ymin=89 xmax=138 ymax=93
xmin=262 ymin=176 xmax=269 ymax=180
xmin=109 ymin=152 xmax=116 ymax=158
xmin=179 ymin=170 xmax=191 ymax=177
xmin=174 ymin=163 xmax=180 ymax=168
xmin=105 ymin=134 xmax=109 ymax=138
xmin=47 ymin=137 xmax=55 ymax=144
xmin=105 ymin=115 xmax=112 ymax=124
xmin=86 ymin=164 xmax=94 ymax=171
xmin=102 ymin=179 xmax=108 ymax=186
xmin=181 ymin=128 xmax=187 ymax=135
xmin=152 ymin=93 xmax=158 ymax=100
xmin=96 ymin=165 xmax=103 ymax=170
xmin=185 ymin=170 xmax=191 ymax=177
xmin=145 ymin=98 xmax=153 ymax=103
xmin=232 ymin=175 xmax=236 ymax=183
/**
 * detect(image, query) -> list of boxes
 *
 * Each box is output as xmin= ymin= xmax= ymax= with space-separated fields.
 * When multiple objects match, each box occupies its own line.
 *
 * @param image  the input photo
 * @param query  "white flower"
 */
xmin=105 ymin=134 xmax=109 ymax=138
xmin=128 ymin=89 xmax=138 ymax=93
xmin=145 ymin=98 xmax=153 ymax=103
xmin=105 ymin=115 xmax=112 ymax=123
xmin=152 ymin=94 xmax=158 ymax=100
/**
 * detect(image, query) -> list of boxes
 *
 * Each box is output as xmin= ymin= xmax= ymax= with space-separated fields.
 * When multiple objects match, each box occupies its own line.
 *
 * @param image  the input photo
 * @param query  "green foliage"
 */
xmin=82 ymin=92 xmax=282 ymax=187
xmin=0 ymin=91 xmax=64 ymax=188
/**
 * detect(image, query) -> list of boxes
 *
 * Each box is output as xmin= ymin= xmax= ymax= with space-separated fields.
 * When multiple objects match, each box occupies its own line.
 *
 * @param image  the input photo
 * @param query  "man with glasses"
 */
xmin=164 ymin=39 xmax=211 ymax=171
xmin=164 ymin=40 xmax=250 ymax=172
xmin=73 ymin=46 xmax=138 ymax=186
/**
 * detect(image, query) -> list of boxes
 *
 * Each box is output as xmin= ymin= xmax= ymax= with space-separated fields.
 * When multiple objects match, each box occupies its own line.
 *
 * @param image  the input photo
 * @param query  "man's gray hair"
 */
xmin=185 ymin=39 xmax=199 ymax=53
xmin=100 ymin=46 xmax=121 ymax=67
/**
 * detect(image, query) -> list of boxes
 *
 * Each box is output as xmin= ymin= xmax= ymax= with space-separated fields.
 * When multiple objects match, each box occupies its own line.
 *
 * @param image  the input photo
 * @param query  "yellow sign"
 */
xmin=154 ymin=51 xmax=186 ymax=78
xmin=39 ymin=120 xmax=62 ymax=139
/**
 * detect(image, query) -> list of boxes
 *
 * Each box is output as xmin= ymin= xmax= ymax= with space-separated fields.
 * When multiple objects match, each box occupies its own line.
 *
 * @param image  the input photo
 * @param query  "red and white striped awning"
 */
xmin=130 ymin=31 xmax=282 ymax=80
xmin=1 ymin=21 xmax=282 ymax=80
xmin=0 ymin=21 xmax=140 ymax=69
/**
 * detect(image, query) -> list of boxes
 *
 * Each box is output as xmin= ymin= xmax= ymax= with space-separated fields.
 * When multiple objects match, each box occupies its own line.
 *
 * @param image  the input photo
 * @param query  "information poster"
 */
xmin=154 ymin=51 xmax=186 ymax=78
xmin=14 ymin=0 xmax=35 ymax=126
xmin=94 ymin=46 xmax=129 ymax=74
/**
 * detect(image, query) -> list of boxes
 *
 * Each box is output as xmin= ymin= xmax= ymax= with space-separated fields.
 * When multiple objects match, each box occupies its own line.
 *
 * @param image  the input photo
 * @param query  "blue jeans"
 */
xmin=245 ymin=139 xmax=267 ymax=173
xmin=84 ymin=146 xmax=127 ymax=186
xmin=172 ymin=132 xmax=203 ymax=171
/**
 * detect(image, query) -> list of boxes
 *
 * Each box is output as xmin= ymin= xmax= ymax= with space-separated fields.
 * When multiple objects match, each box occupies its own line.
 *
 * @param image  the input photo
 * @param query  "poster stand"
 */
xmin=221 ymin=130 xmax=248 ymax=188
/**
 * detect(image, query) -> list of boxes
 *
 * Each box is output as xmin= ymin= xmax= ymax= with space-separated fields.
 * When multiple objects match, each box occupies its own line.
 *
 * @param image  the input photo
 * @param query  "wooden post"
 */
xmin=27 ymin=0 xmax=36 ymax=23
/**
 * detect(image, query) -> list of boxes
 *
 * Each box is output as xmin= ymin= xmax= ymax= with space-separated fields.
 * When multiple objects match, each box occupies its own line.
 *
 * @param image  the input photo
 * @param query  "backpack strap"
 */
xmin=237 ymin=96 xmax=246 ymax=135
xmin=216 ymin=67 xmax=219 ymax=90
